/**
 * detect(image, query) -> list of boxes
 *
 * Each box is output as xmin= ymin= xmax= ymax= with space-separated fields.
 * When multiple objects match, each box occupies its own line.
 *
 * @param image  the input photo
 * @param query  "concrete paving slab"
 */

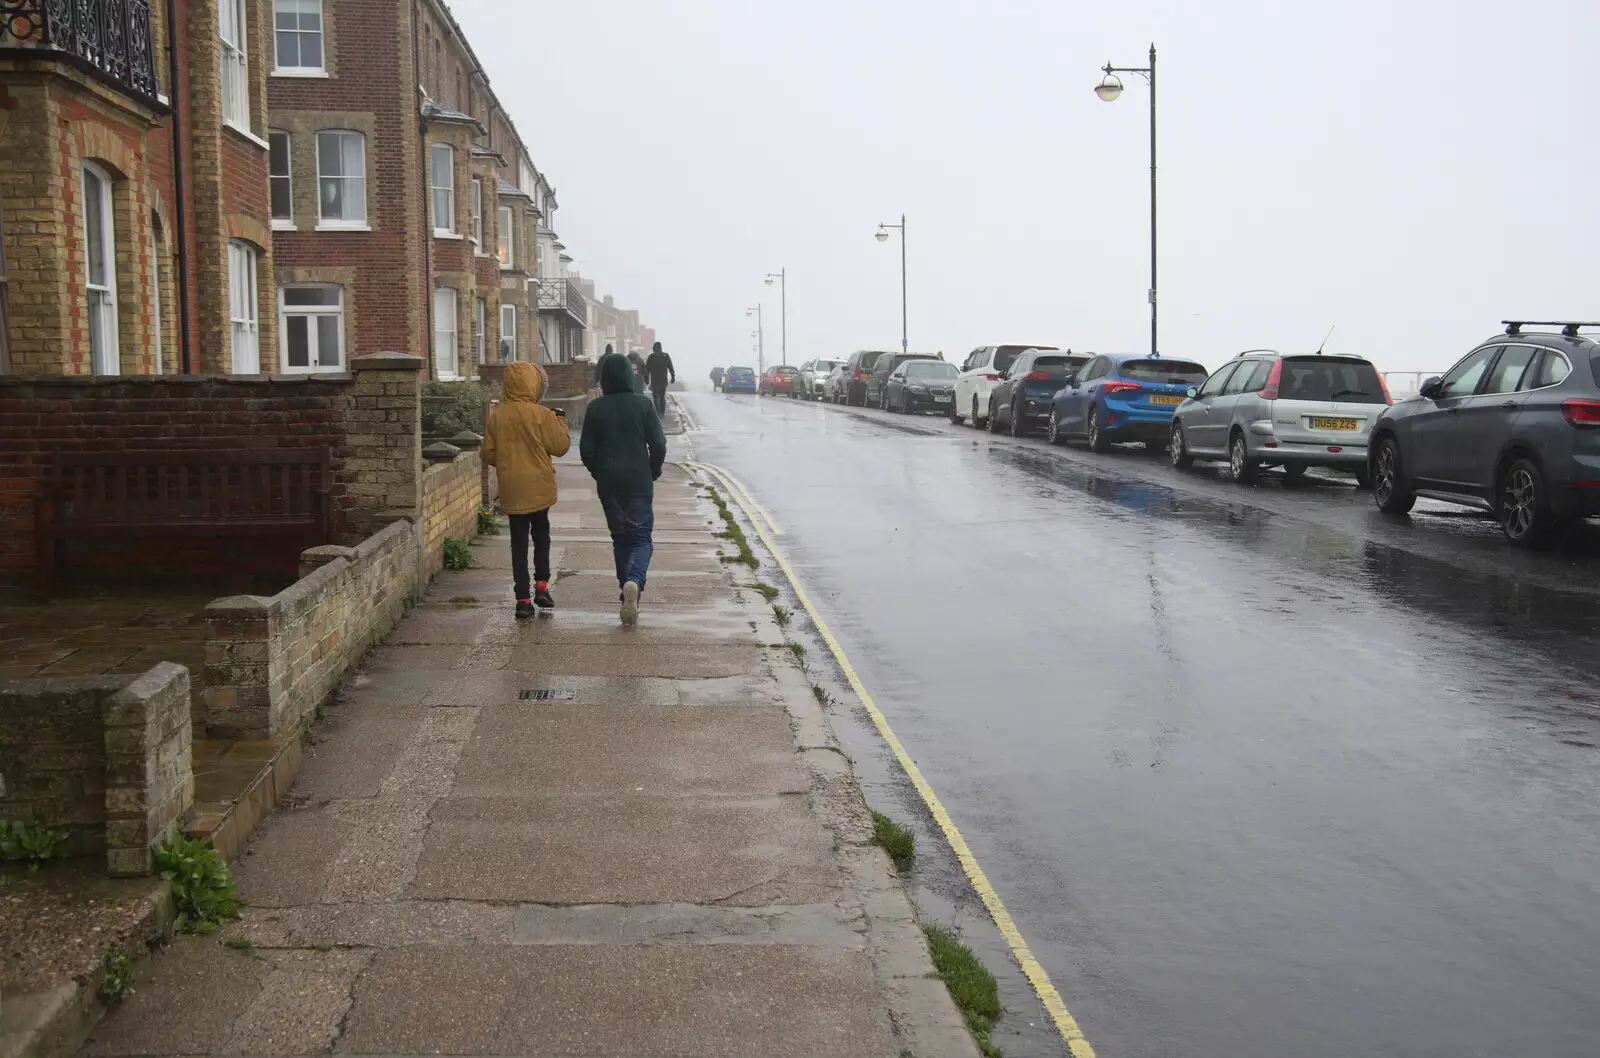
xmin=338 ymin=945 xmax=898 ymax=1058
xmin=504 ymin=643 xmax=765 ymax=679
xmin=294 ymin=706 xmax=425 ymax=801
xmin=360 ymin=644 xmax=476 ymax=672
xmin=452 ymin=705 xmax=808 ymax=798
xmin=494 ymin=605 xmax=759 ymax=646
xmin=558 ymin=542 xmax=724 ymax=574
xmin=411 ymin=794 xmax=842 ymax=906
xmin=230 ymin=803 xmax=350 ymax=908
xmin=221 ymin=948 xmax=370 ymax=1055
xmin=226 ymin=900 xmax=516 ymax=949
xmin=549 ymin=571 xmax=733 ymax=608
xmin=510 ymin=902 xmax=864 ymax=948
xmin=383 ymin=606 xmax=495 ymax=645
xmin=81 ymin=937 xmax=264 ymax=1056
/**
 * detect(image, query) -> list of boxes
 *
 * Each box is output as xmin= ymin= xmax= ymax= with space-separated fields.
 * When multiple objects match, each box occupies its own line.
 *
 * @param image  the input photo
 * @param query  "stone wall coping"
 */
xmin=300 ymin=544 xmax=359 ymax=573
xmin=105 ymin=663 xmax=190 ymax=725
xmin=448 ymin=431 xmax=483 ymax=450
xmin=0 ymin=675 xmax=130 ymax=698
xmin=423 ymin=441 xmax=462 ymax=463
xmin=204 ymin=594 xmax=274 ymax=617
xmin=351 ymin=352 xmax=426 ymax=373
xmin=353 ymin=517 xmax=416 ymax=562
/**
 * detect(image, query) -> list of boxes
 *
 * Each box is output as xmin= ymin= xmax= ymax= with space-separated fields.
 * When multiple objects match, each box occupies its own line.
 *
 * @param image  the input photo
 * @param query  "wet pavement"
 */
xmin=682 ymin=390 xmax=1600 ymax=1058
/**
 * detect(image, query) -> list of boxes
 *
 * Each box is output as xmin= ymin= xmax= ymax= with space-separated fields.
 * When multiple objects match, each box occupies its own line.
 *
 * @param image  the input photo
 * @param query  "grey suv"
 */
xmin=1369 ymin=321 xmax=1600 ymax=547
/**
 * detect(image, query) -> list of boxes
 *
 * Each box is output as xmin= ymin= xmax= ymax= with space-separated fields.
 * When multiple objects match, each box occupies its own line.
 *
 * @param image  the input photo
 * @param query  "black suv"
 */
xmin=1369 ymin=320 xmax=1600 ymax=547
xmin=841 ymin=350 xmax=892 ymax=406
xmin=869 ymin=353 xmax=941 ymax=408
xmin=987 ymin=350 xmax=1091 ymax=436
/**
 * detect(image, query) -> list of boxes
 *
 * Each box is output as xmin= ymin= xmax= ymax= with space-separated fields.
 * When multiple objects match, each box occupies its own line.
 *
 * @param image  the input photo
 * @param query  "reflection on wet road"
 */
xmin=683 ymin=391 xmax=1600 ymax=1058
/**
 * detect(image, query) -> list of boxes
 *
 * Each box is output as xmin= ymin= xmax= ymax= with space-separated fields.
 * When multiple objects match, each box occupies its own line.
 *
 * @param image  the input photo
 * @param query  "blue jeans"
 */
xmin=600 ymin=491 xmax=654 ymax=590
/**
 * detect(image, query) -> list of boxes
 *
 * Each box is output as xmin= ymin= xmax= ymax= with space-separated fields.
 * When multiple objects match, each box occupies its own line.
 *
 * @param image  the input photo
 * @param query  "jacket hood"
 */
xmin=599 ymin=352 xmax=636 ymax=395
xmin=503 ymin=362 xmax=546 ymax=403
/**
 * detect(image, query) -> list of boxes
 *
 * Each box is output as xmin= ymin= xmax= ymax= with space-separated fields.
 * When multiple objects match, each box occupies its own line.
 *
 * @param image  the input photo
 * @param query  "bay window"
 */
xmin=430 ymin=144 xmax=455 ymax=234
xmin=500 ymin=305 xmax=516 ymax=362
xmin=228 ymin=240 xmax=260 ymax=373
xmin=496 ymin=205 xmax=513 ymax=268
xmin=219 ymin=0 xmax=252 ymax=131
xmin=433 ymin=287 xmax=457 ymax=379
xmin=82 ymin=162 xmax=118 ymax=376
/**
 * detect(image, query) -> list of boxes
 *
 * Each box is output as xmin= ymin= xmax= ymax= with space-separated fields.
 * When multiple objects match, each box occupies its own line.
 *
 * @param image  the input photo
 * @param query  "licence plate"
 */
xmin=934 ymin=395 xmax=951 ymax=403
xmin=1149 ymin=395 xmax=1184 ymax=406
xmin=1313 ymin=417 xmax=1359 ymax=430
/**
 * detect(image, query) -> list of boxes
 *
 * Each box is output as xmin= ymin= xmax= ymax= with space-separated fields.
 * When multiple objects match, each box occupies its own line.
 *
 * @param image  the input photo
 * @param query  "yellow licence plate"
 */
xmin=1149 ymin=395 xmax=1184 ymax=406
xmin=1313 ymin=417 xmax=1359 ymax=430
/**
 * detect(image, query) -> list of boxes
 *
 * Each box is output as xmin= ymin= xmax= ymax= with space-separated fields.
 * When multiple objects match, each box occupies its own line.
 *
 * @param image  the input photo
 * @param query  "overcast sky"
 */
xmin=452 ymin=0 xmax=1598 ymax=378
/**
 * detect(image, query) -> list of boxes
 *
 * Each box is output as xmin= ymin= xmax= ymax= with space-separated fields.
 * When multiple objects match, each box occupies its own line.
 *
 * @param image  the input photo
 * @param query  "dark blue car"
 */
xmin=723 ymin=365 xmax=757 ymax=393
xmin=1047 ymin=353 xmax=1210 ymax=451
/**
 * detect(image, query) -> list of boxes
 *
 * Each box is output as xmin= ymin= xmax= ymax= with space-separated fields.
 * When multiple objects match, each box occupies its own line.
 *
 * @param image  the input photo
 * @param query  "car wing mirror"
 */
xmin=1186 ymin=386 xmax=1198 ymax=399
xmin=1419 ymin=376 xmax=1443 ymax=400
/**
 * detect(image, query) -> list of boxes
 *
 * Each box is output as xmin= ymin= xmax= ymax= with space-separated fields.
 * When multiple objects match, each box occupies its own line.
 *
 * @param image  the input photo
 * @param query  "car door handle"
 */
xmin=1500 ymin=401 xmax=1517 ymax=410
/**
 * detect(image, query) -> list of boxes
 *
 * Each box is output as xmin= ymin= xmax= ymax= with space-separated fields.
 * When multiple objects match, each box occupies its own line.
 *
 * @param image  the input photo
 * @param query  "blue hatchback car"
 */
xmin=723 ymin=365 xmax=757 ymax=393
xmin=1047 ymin=354 xmax=1210 ymax=451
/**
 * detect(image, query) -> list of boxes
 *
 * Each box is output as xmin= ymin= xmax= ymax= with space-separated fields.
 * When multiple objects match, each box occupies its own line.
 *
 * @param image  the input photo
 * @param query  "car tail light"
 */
xmin=984 ymin=373 xmax=1001 ymax=381
xmin=1102 ymin=381 xmax=1141 ymax=394
xmin=1025 ymin=371 xmax=1053 ymax=382
xmin=854 ymin=367 xmax=863 ymax=380
xmin=1257 ymin=358 xmax=1284 ymax=400
xmin=1561 ymin=399 xmax=1600 ymax=427
xmin=1377 ymin=373 xmax=1394 ymax=405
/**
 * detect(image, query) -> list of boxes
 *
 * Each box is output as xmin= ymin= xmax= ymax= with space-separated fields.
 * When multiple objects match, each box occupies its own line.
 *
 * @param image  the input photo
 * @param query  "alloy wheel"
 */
xmin=1502 ymin=465 xmax=1538 ymax=540
xmin=1169 ymin=422 xmax=1192 ymax=469
xmin=1229 ymin=434 xmax=1256 ymax=483
xmin=1375 ymin=446 xmax=1395 ymax=503
xmin=1047 ymin=410 xmax=1061 ymax=445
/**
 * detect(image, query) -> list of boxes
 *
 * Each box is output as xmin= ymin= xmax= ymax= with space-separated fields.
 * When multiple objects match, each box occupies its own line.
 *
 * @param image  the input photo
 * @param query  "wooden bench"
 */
xmin=35 ymin=449 xmax=332 ymax=583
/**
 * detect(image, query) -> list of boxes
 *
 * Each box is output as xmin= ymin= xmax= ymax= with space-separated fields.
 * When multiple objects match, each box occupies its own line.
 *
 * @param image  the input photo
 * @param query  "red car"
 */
xmin=759 ymin=365 xmax=799 ymax=396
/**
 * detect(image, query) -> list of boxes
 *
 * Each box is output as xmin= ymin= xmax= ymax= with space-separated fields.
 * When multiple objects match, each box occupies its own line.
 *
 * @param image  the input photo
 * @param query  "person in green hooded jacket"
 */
xmin=580 ymin=353 xmax=667 ymax=625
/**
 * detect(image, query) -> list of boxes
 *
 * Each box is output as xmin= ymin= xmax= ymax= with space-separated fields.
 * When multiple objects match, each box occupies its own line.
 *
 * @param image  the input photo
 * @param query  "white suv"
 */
xmin=952 ymin=344 xmax=1058 ymax=427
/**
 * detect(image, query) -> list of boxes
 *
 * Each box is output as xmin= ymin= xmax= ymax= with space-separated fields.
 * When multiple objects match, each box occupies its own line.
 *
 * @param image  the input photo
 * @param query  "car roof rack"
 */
xmin=1501 ymin=320 xmax=1600 ymax=337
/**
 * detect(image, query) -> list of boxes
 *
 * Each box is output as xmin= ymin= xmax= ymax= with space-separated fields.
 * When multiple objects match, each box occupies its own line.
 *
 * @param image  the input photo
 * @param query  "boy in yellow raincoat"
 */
xmin=482 ymin=362 xmax=571 ymax=617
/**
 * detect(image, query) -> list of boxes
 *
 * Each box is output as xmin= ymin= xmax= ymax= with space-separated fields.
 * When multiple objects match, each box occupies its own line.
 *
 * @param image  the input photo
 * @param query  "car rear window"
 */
xmin=905 ymin=361 xmax=958 ymax=379
xmin=884 ymin=354 xmax=936 ymax=371
xmin=857 ymin=351 xmax=888 ymax=370
xmin=1591 ymin=352 xmax=1600 ymax=388
xmin=1033 ymin=355 xmax=1088 ymax=371
xmin=1118 ymin=360 xmax=1209 ymax=384
xmin=995 ymin=345 xmax=1056 ymax=373
xmin=728 ymin=366 xmax=753 ymax=375
xmin=1279 ymin=357 xmax=1386 ymax=403
xmin=775 ymin=366 xmax=797 ymax=375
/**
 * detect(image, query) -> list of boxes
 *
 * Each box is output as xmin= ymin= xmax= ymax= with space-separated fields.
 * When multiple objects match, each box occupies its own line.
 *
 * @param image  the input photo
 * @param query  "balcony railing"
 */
xmin=1 ymin=0 xmax=164 ymax=108
xmin=535 ymin=277 xmax=587 ymax=327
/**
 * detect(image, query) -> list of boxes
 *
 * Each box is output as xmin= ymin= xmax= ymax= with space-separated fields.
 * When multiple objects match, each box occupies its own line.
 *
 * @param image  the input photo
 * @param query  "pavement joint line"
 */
xmin=689 ymin=459 xmax=1100 ymax=1058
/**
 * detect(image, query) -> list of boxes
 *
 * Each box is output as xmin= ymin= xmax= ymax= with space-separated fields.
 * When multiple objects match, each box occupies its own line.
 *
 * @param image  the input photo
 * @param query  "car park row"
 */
xmin=711 ymin=321 xmax=1600 ymax=548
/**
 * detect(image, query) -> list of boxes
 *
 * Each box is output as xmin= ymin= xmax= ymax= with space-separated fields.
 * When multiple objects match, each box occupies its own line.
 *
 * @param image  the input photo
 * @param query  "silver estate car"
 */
xmin=1169 ymin=351 xmax=1390 ymax=485
xmin=796 ymin=358 xmax=844 ymax=400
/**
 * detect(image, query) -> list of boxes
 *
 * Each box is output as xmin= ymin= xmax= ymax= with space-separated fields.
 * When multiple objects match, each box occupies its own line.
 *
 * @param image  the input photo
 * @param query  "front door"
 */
xmin=1185 ymin=362 xmax=1241 ymax=452
xmin=1446 ymin=343 xmax=1538 ymax=496
xmin=1406 ymin=345 xmax=1498 ymax=486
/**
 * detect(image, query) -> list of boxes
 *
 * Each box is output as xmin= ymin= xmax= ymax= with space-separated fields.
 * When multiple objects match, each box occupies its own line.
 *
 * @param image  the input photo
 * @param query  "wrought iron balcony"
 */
xmin=1 ymin=0 xmax=164 ymax=108
xmin=535 ymin=277 xmax=587 ymax=328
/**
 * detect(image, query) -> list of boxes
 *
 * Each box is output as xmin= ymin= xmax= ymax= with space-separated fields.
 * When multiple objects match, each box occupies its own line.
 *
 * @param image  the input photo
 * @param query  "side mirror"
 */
xmin=1186 ymin=386 xmax=1198 ymax=399
xmin=1419 ymin=376 xmax=1443 ymax=400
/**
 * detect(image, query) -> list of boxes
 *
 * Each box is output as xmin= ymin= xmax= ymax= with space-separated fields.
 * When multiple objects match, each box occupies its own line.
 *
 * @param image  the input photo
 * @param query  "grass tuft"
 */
xmin=442 ymin=538 xmax=473 ymax=571
xmin=922 ymin=922 xmax=1004 ymax=1057
xmin=749 ymin=581 xmax=779 ymax=602
xmin=871 ymin=811 xmax=916 ymax=872
xmin=703 ymin=484 xmax=758 ymax=568
xmin=786 ymin=641 xmax=806 ymax=666
xmin=223 ymin=937 xmax=257 ymax=953
xmin=812 ymin=684 xmax=831 ymax=707
xmin=772 ymin=603 xmax=792 ymax=628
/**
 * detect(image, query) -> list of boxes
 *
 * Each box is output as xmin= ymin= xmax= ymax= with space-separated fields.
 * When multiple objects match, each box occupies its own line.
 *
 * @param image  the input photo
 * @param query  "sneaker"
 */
xmin=514 ymin=599 xmax=535 ymax=619
xmin=620 ymin=581 xmax=640 ymax=626
xmin=533 ymin=587 xmax=555 ymax=610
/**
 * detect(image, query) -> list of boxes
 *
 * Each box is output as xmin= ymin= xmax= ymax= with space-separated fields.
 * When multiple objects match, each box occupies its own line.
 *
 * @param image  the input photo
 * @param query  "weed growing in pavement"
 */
xmin=786 ymin=641 xmax=806 ymax=667
xmin=871 ymin=812 xmax=916 ymax=872
xmin=811 ymin=684 xmax=832 ymax=707
xmin=443 ymin=538 xmax=474 ymax=570
xmin=154 ymin=835 xmax=239 ymax=933
xmin=449 ymin=595 xmax=479 ymax=605
xmin=0 ymin=819 xmax=70 ymax=869
xmin=477 ymin=506 xmax=499 ymax=535
xmin=704 ymin=484 xmax=758 ymax=568
xmin=922 ymin=922 xmax=1004 ymax=1057
xmin=773 ymin=603 xmax=792 ymax=628
xmin=749 ymin=581 xmax=779 ymax=602
xmin=97 ymin=946 xmax=133 ymax=1002
xmin=223 ymin=938 xmax=257 ymax=953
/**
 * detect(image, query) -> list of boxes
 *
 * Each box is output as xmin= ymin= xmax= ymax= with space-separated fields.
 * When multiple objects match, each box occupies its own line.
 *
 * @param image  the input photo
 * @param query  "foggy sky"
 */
xmin=451 ymin=0 xmax=1599 ymax=380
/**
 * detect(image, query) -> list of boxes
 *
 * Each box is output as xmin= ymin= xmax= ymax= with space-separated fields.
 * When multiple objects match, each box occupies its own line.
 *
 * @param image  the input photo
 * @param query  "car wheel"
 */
xmin=1372 ymin=438 xmax=1415 ymax=514
xmin=1228 ymin=431 xmax=1257 ymax=483
xmin=1499 ymin=457 xmax=1557 ymax=548
xmin=1087 ymin=407 xmax=1109 ymax=453
xmin=949 ymin=401 xmax=964 ymax=425
xmin=1010 ymin=401 xmax=1030 ymax=437
xmin=1283 ymin=463 xmax=1308 ymax=485
xmin=972 ymin=397 xmax=986 ymax=430
xmin=1048 ymin=409 xmax=1066 ymax=446
xmin=1169 ymin=421 xmax=1193 ymax=469
xmin=987 ymin=400 xmax=1003 ymax=433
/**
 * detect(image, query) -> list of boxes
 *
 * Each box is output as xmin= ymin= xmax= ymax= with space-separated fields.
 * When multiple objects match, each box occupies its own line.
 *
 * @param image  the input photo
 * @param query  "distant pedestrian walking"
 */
xmin=628 ymin=351 xmax=648 ymax=394
xmin=482 ymin=362 xmax=570 ymax=618
xmin=710 ymin=366 xmax=724 ymax=392
xmin=580 ymin=353 xmax=666 ymax=626
xmin=645 ymin=341 xmax=675 ymax=416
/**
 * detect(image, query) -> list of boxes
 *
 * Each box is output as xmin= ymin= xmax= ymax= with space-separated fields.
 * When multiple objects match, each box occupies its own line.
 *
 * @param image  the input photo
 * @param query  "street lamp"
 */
xmin=875 ymin=215 xmax=907 ymax=353
xmin=746 ymin=306 xmax=764 ymax=374
xmin=1096 ymin=43 xmax=1159 ymax=357
xmin=764 ymin=269 xmax=786 ymax=365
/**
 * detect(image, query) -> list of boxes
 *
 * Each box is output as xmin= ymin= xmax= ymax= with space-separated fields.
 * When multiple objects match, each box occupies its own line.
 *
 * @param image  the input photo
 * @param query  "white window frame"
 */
xmin=430 ymin=143 xmax=455 ymax=235
xmin=470 ymin=177 xmax=483 ymax=251
xmin=432 ymin=287 xmax=457 ymax=380
xmin=271 ymin=0 xmax=326 ymax=76
xmin=268 ymin=130 xmax=293 ymax=228
xmin=496 ymin=205 xmax=513 ymax=269
xmin=148 ymin=225 xmax=162 ymax=374
xmin=500 ymin=304 xmax=516 ymax=363
xmin=474 ymin=296 xmax=486 ymax=364
xmin=228 ymin=240 xmax=260 ymax=373
xmin=278 ymin=283 xmax=343 ymax=373
xmin=82 ymin=162 xmax=119 ymax=376
xmin=314 ymin=130 xmax=367 ymax=228
xmin=219 ymin=0 xmax=252 ymax=133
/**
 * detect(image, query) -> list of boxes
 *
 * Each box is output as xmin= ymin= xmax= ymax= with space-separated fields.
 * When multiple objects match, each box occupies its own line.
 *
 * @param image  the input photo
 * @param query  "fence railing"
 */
xmin=1382 ymin=371 xmax=1442 ymax=399
xmin=535 ymin=277 xmax=587 ymax=327
xmin=0 ymin=0 xmax=164 ymax=108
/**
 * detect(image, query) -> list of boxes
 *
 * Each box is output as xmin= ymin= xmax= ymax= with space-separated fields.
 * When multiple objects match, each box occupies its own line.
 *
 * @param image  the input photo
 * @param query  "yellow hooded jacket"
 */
xmin=482 ymin=362 xmax=572 ymax=514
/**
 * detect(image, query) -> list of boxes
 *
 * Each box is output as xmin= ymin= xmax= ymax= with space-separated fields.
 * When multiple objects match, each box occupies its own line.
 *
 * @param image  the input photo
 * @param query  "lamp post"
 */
xmin=1095 ymin=43 xmax=1158 ymax=358
xmin=746 ymin=306 xmax=764 ymax=374
xmin=875 ymin=215 xmax=907 ymax=353
xmin=764 ymin=269 xmax=786 ymax=365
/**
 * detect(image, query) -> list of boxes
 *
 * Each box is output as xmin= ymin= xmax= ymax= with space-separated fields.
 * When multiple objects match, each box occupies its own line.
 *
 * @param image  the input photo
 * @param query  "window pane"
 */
xmin=431 ymin=145 xmax=452 ymax=187
xmin=269 ymin=132 xmax=290 ymax=176
xmin=341 ymin=133 xmax=364 ymax=177
xmin=316 ymin=315 xmax=340 ymax=366
xmin=1440 ymin=348 xmax=1495 ymax=399
xmin=1481 ymin=346 xmax=1537 ymax=395
xmin=1532 ymin=352 xmax=1573 ymax=390
xmin=83 ymin=168 xmax=107 ymax=286
xmin=275 ymin=30 xmax=299 ymax=67
xmin=300 ymin=34 xmax=322 ymax=68
xmin=283 ymin=285 xmax=338 ymax=306
xmin=285 ymin=314 xmax=310 ymax=367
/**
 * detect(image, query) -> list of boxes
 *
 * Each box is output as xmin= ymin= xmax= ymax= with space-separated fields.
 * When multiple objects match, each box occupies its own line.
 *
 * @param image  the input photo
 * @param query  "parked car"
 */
xmin=797 ymin=359 xmax=844 ymax=400
xmin=884 ymin=359 xmax=960 ymax=413
xmin=841 ymin=350 xmax=893 ymax=406
xmin=954 ymin=344 xmax=1059 ymax=428
xmin=1368 ymin=321 xmax=1600 ymax=547
xmin=987 ymin=350 xmax=1092 ymax=436
xmin=826 ymin=363 xmax=853 ymax=404
xmin=1169 ymin=351 xmax=1387 ymax=486
xmin=870 ymin=353 xmax=941 ymax=408
xmin=1047 ymin=354 xmax=1209 ymax=451
xmin=759 ymin=365 xmax=798 ymax=396
xmin=723 ymin=365 xmax=758 ymax=393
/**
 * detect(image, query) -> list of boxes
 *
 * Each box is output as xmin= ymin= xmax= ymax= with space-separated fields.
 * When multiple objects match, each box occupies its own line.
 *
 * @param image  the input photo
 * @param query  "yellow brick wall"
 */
xmin=421 ymin=451 xmax=482 ymax=575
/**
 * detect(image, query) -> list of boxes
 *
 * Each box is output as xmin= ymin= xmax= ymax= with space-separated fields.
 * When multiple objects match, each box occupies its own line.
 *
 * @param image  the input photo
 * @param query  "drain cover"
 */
xmin=519 ymin=689 xmax=577 ymax=701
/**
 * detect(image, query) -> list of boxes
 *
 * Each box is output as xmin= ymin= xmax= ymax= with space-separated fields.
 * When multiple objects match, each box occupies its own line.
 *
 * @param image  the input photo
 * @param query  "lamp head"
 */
xmin=875 ymin=228 xmax=890 ymax=243
xmin=765 ymin=277 xmax=774 ymax=286
xmin=1095 ymin=74 xmax=1123 ymax=101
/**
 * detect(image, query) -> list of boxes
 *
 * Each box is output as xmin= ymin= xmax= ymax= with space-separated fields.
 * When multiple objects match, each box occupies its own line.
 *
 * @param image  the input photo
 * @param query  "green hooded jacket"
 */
xmin=581 ymin=353 xmax=667 ymax=497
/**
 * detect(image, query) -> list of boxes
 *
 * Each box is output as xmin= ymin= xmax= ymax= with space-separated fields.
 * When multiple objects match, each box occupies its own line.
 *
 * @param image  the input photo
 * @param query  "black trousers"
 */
xmin=509 ymin=509 xmax=551 ymax=599
xmin=651 ymin=383 xmax=668 ymax=415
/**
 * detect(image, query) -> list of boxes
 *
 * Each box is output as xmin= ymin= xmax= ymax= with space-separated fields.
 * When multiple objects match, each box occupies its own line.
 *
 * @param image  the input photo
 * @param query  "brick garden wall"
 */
xmin=0 ymin=662 xmax=193 ymax=875
xmin=421 ymin=450 xmax=483 ymax=576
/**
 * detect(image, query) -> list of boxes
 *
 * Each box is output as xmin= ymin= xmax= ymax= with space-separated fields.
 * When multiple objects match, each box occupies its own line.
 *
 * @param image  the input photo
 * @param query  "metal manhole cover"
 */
xmin=519 ymin=689 xmax=577 ymax=701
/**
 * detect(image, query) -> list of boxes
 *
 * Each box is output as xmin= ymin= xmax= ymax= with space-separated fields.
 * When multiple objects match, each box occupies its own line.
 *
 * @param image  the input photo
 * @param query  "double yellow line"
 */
xmin=687 ymin=459 xmax=1097 ymax=1058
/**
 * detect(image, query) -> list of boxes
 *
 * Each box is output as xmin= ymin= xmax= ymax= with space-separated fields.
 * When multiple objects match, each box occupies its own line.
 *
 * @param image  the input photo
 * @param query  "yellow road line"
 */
xmin=689 ymin=461 xmax=1097 ymax=1058
xmin=684 ymin=461 xmax=783 ymax=539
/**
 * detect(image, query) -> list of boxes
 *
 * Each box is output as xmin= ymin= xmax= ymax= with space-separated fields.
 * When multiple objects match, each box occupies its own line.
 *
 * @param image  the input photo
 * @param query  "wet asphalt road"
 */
xmin=680 ymin=390 xmax=1600 ymax=1058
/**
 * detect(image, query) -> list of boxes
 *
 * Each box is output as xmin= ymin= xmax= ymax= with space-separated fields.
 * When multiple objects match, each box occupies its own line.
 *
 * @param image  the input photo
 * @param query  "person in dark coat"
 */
xmin=580 ymin=353 xmax=667 ymax=625
xmin=644 ymin=341 xmax=676 ymax=415
xmin=627 ymin=351 xmax=648 ymax=394
xmin=709 ymin=366 xmax=724 ymax=391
